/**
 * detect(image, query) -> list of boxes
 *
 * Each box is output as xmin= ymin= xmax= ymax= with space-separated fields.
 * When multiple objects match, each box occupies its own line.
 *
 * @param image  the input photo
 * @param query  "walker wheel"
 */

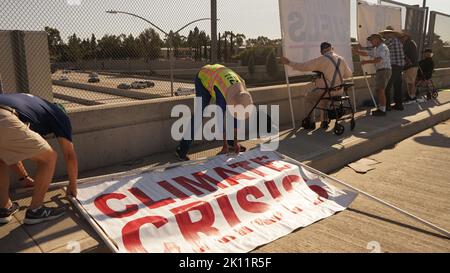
xmin=334 ymin=124 xmax=345 ymax=136
xmin=432 ymin=91 xmax=439 ymax=99
xmin=302 ymin=118 xmax=316 ymax=130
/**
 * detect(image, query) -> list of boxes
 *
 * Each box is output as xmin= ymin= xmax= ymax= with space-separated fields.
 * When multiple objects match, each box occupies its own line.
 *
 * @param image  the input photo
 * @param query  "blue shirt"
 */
xmin=368 ymin=43 xmax=391 ymax=70
xmin=0 ymin=93 xmax=72 ymax=141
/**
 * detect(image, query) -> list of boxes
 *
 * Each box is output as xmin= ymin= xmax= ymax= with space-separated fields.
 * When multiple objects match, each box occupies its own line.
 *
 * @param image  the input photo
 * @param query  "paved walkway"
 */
xmin=256 ymin=122 xmax=450 ymax=252
xmin=1 ymin=90 xmax=449 ymax=253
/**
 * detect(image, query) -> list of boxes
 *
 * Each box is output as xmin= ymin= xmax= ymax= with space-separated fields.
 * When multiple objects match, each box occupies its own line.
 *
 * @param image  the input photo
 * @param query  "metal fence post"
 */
xmin=211 ymin=0 xmax=218 ymax=63
xmin=169 ymin=36 xmax=174 ymax=97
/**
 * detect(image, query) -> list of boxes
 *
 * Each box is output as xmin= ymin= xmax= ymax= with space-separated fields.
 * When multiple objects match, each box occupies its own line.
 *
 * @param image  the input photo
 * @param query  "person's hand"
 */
xmin=217 ymin=144 xmax=229 ymax=155
xmin=279 ymin=56 xmax=290 ymax=65
xmin=22 ymin=176 xmax=34 ymax=188
xmin=66 ymin=182 xmax=77 ymax=198
xmin=233 ymin=144 xmax=242 ymax=154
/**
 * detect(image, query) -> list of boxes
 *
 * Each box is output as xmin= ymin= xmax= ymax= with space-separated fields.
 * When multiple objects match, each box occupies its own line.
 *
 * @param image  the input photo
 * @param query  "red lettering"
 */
xmin=216 ymin=194 xmax=241 ymax=227
xmin=282 ymin=175 xmax=303 ymax=192
xmin=228 ymin=160 xmax=267 ymax=177
xmin=94 ymin=193 xmax=138 ymax=218
xmin=192 ymin=242 xmax=210 ymax=253
xmin=237 ymin=186 xmax=270 ymax=213
xmin=264 ymin=180 xmax=282 ymax=200
xmin=235 ymin=226 xmax=254 ymax=236
xmin=163 ymin=242 xmax=181 ymax=253
xmin=129 ymin=187 xmax=175 ymax=209
xmin=309 ymin=185 xmax=329 ymax=205
xmin=171 ymin=201 xmax=220 ymax=243
xmin=214 ymin=167 xmax=255 ymax=186
xmin=157 ymin=180 xmax=189 ymax=200
xmin=173 ymin=172 xmax=227 ymax=195
xmin=122 ymin=215 xmax=168 ymax=253
xmin=218 ymin=235 xmax=237 ymax=244
xmin=250 ymin=156 xmax=291 ymax=172
xmin=254 ymin=218 xmax=264 ymax=225
xmin=283 ymin=204 xmax=303 ymax=214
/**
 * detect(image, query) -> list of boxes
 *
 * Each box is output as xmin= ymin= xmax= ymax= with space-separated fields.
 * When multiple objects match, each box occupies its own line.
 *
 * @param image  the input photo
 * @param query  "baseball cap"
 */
xmin=368 ymin=34 xmax=383 ymax=41
xmin=320 ymin=42 xmax=332 ymax=53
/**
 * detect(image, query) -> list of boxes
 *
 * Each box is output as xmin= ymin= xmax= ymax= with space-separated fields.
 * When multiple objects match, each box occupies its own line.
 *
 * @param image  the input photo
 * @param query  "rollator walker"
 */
xmin=416 ymin=66 xmax=439 ymax=100
xmin=301 ymin=57 xmax=356 ymax=136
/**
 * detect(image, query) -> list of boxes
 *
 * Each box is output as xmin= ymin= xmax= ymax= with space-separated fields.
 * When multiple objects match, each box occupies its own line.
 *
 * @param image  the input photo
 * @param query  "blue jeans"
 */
xmin=178 ymin=76 xmax=235 ymax=155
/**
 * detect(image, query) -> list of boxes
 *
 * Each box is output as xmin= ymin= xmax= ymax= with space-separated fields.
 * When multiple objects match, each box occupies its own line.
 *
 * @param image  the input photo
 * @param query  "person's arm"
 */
xmin=280 ymin=56 xmax=322 ymax=72
xmin=10 ymin=162 xmax=34 ymax=187
xmin=341 ymin=60 xmax=353 ymax=79
xmin=237 ymin=74 xmax=246 ymax=85
xmin=58 ymin=138 xmax=78 ymax=197
xmin=352 ymin=47 xmax=369 ymax=57
xmin=361 ymin=57 xmax=382 ymax=65
xmin=233 ymin=128 xmax=240 ymax=154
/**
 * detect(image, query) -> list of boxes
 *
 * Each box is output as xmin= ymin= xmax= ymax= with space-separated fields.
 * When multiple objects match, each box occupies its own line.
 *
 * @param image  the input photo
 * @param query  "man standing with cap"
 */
xmin=380 ymin=26 xmax=405 ymax=111
xmin=0 ymin=93 xmax=78 ymax=225
xmin=400 ymin=31 xmax=419 ymax=101
xmin=175 ymin=64 xmax=254 ymax=161
xmin=280 ymin=42 xmax=353 ymax=128
xmin=353 ymin=34 xmax=392 ymax=116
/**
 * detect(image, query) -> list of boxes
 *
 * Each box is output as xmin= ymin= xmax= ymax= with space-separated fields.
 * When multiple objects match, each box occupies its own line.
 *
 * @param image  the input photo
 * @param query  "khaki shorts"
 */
xmin=375 ymin=69 xmax=392 ymax=90
xmin=404 ymin=67 xmax=419 ymax=84
xmin=0 ymin=109 xmax=51 ymax=166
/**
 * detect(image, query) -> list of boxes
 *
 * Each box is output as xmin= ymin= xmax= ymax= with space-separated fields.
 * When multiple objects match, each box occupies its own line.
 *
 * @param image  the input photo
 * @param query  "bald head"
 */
xmin=226 ymin=83 xmax=254 ymax=120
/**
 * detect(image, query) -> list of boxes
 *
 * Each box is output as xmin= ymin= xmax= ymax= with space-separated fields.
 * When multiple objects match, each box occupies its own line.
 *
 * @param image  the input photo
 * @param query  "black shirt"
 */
xmin=418 ymin=58 xmax=434 ymax=80
xmin=403 ymin=39 xmax=419 ymax=69
xmin=0 ymin=93 xmax=72 ymax=141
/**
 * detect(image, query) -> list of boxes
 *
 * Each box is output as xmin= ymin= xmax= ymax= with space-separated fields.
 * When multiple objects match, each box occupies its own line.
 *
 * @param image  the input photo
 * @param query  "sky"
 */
xmin=0 ymin=0 xmax=449 ymax=43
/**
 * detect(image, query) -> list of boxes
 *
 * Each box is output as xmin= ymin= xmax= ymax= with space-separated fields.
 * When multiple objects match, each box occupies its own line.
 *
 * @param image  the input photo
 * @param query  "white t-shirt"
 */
xmin=368 ymin=43 xmax=391 ymax=70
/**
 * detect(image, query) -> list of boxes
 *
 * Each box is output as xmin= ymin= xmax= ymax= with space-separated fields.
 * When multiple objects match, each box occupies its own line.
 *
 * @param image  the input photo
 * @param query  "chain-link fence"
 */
xmin=0 ymin=0 xmax=290 ymax=109
xmin=429 ymin=12 xmax=450 ymax=69
xmin=380 ymin=0 xmax=427 ymax=55
xmin=1 ymin=0 xmax=449 ymax=110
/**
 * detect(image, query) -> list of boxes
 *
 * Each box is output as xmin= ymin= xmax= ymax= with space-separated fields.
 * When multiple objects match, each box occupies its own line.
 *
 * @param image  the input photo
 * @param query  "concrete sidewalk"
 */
xmin=1 ymin=90 xmax=449 ymax=253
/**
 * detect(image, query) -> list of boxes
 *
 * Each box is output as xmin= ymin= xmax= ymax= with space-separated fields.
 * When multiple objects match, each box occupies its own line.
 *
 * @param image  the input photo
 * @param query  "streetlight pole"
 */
xmin=106 ymin=10 xmax=211 ymax=96
xmin=421 ymin=0 xmax=428 ymax=58
xmin=0 ymin=73 xmax=4 ymax=94
xmin=167 ymin=32 xmax=175 ymax=97
xmin=211 ymin=0 xmax=218 ymax=63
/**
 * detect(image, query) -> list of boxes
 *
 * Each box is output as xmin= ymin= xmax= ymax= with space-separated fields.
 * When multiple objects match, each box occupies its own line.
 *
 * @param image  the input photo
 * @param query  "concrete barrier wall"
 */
xmin=23 ymin=31 xmax=53 ymax=102
xmin=0 ymin=31 xmax=17 ymax=94
xmin=55 ymin=60 xmax=240 ymax=72
xmin=52 ymin=80 xmax=160 ymax=100
xmin=0 ymin=31 xmax=53 ymax=101
xmin=43 ymin=67 xmax=450 ymax=178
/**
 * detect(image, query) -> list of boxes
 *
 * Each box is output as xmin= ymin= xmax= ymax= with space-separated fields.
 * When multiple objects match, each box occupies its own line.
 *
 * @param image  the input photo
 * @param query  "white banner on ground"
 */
xmin=357 ymin=1 xmax=402 ymax=75
xmin=279 ymin=0 xmax=353 ymax=77
xmin=76 ymin=150 xmax=357 ymax=253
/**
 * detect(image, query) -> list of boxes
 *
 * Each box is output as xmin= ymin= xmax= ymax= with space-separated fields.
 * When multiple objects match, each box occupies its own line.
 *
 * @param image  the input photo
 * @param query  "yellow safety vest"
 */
xmin=197 ymin=64 xmax=242 ymax=102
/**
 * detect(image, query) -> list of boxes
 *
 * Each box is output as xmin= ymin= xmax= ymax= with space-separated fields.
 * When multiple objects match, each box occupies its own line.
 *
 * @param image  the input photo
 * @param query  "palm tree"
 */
xmin=235 ymin=33 xmax=246 ymax=48
xmin=198 ymin=31 xmax=209 ymax=60
xmin=222 ymin=31 xmax=233 ymax=62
